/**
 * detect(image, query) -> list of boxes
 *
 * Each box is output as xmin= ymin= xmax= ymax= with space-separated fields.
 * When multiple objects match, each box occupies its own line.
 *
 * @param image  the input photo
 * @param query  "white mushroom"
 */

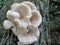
xmin=6 ymin=10 xmax=20 ymax=21
xmin=11 ymin=25 xmax=20 ymax=36
xmin=30 ymin=10 xmax=42 ymax=27
xmin=22 ymin=1 xmax=37 ymax=10
xmin=18 ymin=41 xmax=24 ymax=45
xmin=17 ymin=26 xmax=39 ymax=44
xmin=12 ymin=19 xmax=31 ymax=35
xmin=3 ymin=20 xmax=15 ymax=29
xmin=18 ymin=34 xmax=37 ymax=44
xmin=11 ymin=3 xmax=20 ymax=9
xmin=3 ymin=1 xmax=42 ymax=45
xmin=29 ymin=25 xmax=40 ymax=37
xmin=14 ymin=19 xmax=31 ymax=29
xmin=12 ymin=3 xmax=32 ymax=19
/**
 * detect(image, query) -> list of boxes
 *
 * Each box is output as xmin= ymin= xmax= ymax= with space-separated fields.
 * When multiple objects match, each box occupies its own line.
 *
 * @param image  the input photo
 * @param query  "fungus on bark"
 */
xmin=3 ymin=1 xmax=42 ymax=45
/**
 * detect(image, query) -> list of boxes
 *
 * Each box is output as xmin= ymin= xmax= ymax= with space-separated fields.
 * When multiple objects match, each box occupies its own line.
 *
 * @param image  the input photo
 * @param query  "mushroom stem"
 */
xmin=14 ymin=19 xmax=29 ymax=34
xmin=30 ymin=10 xmax=42 ymax=27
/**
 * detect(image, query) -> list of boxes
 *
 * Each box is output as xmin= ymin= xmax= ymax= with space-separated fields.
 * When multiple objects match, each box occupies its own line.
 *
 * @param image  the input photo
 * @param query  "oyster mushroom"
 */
xmin=22 ymin=1 xmax=37 ymax=10
xmin=12 ymin=3 xmax=32 ymax=19
xmin=3 ymin=20 xmax=15 ymax=29
xmin=6 ymin=10 xmax=20 ymax=21
xmin=17 ymin=26 xmax=39 ymax=44
xmin=29 ymin=25 xmax=40 ymax=37
xmin=14 ymin=19 xmax=31 ymax=28
xmin=18 ymin=34 xmax=37 ymax=44
xmin=18 ymin=41 xmax=24 ymax=45
xmin=11 ymin=3 xmax=20 ymax=9
xmin=12 ymin=19 xmax=31 ymax=35
xmin=30 ymin=10 xmax=42 ymax=27
xmin=3 ymin=1 xmax=42 ymax=45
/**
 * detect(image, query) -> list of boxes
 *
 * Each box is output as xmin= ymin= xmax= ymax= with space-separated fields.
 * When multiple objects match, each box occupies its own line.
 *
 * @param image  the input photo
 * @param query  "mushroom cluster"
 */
xmin=3 ymin=1 xmax=42 ymax=45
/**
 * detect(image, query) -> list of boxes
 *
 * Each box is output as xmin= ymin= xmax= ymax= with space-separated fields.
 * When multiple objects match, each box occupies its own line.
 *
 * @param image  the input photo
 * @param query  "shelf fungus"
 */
xmin=3 ymin=1 xmax=42 ymax=45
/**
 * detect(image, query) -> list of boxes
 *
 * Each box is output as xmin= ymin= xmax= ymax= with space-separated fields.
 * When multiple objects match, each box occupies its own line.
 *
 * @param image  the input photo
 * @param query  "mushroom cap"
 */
xmin=22 ymin=1 xmax=37 ymax=10
xmin=11 ymin=25 xmax=29 ymax=36
xmin=18 ymin=34 xmax=37 ymax=44
xmin=18 ymin=41 xmax=24 ymax=45
xmin=12 ymin=3 xmax=32 ymax=19
xmin=11 ymin=19 xmax=31 ymax=36
xmin=29 ymin=26 xmax=40 ymax=37
xmin=3 ymin=20 xmax=14 ymax=29
xmin=17 ymin=26 xmax=39 ymax=44
xmin=30 ymin=10 xmax=42 ymax=27
xmin=11 ymin=26 xmax=20 ymax=36
xmin=6 ymin=10 xmax=20 ymax=21
xmin=14 ymin=19 xmax=31 ymax=28
xmin=11 ymin=3 xmax=20 ymax=9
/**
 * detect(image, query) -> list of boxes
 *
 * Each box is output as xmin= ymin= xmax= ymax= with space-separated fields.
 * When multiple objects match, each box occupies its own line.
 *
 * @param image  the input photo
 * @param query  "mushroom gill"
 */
xmin=30 ymin=10 xmax=42 ymax=27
